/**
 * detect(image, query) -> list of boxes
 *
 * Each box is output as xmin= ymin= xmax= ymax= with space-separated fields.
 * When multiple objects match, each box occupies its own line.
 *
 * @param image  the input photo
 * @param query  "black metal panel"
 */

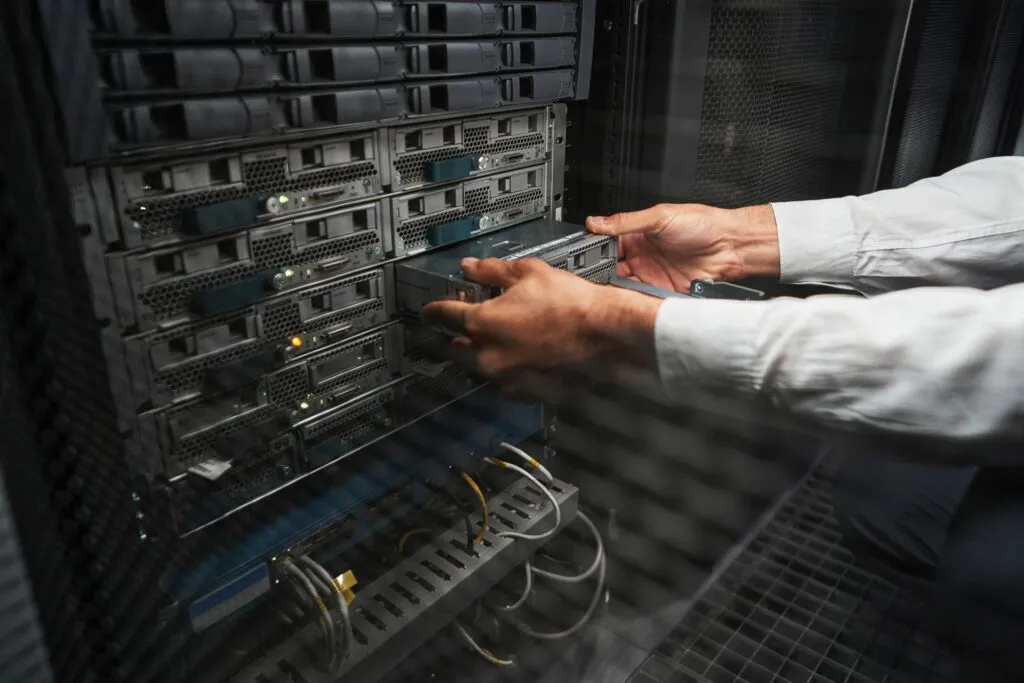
xmin=628 ymin=466 xmax=960 ymax=683
xmin=876 ymin=0 xmax=971 ymax=190
xmin=936 ymin=0 xmax=1024 ymax=172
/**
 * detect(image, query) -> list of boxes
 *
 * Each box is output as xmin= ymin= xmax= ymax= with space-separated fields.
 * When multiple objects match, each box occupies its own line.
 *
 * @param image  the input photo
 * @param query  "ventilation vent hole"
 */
xmin=435 ymin=548 xmax=466 ymax=570
xmin=501 ymin=501 xmax=530 ymax=519
xmin=420 ymin=559 xmax=452 ymax=582
xmin=390 ymin=581 xmax=421 ymax=605
xmin=372 ymin=593 xmax=403 ymax=618
xmin=406 ymin=570 xmax=435 ymax=593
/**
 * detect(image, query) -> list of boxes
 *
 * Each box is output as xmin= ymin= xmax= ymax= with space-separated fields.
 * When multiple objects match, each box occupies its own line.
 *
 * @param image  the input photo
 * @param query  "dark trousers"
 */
xmin=833 ymin=450 xmax=1024 ymax=679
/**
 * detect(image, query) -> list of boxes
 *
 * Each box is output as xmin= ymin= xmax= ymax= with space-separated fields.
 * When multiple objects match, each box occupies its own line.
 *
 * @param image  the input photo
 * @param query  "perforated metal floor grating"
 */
xmin=628 ymin=467 xmax=960 ymax=683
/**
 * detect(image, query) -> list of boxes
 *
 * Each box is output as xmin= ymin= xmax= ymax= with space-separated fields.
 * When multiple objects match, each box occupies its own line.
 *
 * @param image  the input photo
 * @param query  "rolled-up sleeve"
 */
xmin=654 ymin=284 xmax=1024 ymax=444
xmin=771 ymin=156 xmax=1024 ymax=294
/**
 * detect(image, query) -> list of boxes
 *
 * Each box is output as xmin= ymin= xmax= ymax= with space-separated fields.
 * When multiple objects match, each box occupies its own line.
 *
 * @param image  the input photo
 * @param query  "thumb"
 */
xmin=586 ymin=205 xmax=670 ymax=236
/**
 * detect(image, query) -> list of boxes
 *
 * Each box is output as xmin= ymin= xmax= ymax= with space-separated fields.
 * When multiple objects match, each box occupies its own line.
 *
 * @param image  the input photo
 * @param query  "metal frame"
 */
xmin=233 ymin=478 xmax=579 ymax=683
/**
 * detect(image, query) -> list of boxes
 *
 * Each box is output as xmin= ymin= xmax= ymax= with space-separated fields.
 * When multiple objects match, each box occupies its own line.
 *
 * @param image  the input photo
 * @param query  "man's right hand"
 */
xmin=585 ymin=203 xmax=781 ymax=293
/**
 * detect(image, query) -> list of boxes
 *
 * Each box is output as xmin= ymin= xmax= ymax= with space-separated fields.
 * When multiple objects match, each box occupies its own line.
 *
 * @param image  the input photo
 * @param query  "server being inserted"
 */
xmin=395 ymin=218 xmax=617 ymax=315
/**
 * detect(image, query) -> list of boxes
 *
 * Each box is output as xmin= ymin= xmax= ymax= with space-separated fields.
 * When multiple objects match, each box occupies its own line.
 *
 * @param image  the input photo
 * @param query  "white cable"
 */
xmin=515 ymin=512 xmax=607 ymax=641
xmin=454 ymin=622 xmax=514 ymax=666
xmin=282 ymin=559 xmax=336 ymax=670
xmin=500 ymin=561 xmax=533 ymax=612
xmin=530 ymin=511 xmax=604 ymax=584
xmin=483 ymin=458 xmax=561 ymax=541
xmin=498 ymin=442 xmax=553 ymax=483
xmin=299 ymin=555 xmax=352 ymax=663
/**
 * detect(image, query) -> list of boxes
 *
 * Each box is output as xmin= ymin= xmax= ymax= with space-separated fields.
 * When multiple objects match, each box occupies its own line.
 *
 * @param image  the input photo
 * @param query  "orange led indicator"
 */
xmin=290 ymin=336 xmax=303 ymax=348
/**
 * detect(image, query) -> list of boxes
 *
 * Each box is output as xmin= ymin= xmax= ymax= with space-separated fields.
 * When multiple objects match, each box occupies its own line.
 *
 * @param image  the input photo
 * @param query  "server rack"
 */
xmin=4 ymin=1 xmax=1018 ymax=683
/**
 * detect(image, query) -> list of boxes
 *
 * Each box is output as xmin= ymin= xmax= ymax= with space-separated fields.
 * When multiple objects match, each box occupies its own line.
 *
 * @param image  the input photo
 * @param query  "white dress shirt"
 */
xmin=654 ymin=156 xmax=1024 ymax=444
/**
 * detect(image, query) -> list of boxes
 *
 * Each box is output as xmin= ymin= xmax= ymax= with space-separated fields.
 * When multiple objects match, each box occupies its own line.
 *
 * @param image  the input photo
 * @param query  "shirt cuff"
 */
xmin=654 ymin=298 xmax=768 ymax=397
xmin=771 ymin=198 xmax=858 ymax=285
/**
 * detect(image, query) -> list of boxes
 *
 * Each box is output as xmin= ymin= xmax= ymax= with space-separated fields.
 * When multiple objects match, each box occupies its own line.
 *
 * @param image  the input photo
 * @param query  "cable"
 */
xmin=397 ymin=527 xmax=432 ymax=554
xmin=454 ymin=622 xmax=515 ymax=666
xmin=483 ymin=458 xmax=560 ymax=541
xmin=424 ymin=481 xmax=475 ymax=550
xmin=500 ymin=561 xmax=533 ymax=612
xmin=299 ymin=555 xmax=352 ymax=665
xmin=498 ymin=442 xmax=553 ymax=483
xmin=460 ymin=472 xmax=489 ymax=543
xmin=297 ymin=562 xmax=345 ymax=669
xmin=514 ymin=512 xmax=607 ymax=641
xmin=530 ymin=512 xmax=604 ymax=584
xmin=282 ymin=559 xmax=336 ymax=670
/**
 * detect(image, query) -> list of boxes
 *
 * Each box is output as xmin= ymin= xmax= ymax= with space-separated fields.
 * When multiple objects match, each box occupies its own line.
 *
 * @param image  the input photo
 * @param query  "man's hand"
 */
xmin=586 ymin=203 xmax=781 ymax=293
xmin=420 ymin=257 xmax=661 ymax=396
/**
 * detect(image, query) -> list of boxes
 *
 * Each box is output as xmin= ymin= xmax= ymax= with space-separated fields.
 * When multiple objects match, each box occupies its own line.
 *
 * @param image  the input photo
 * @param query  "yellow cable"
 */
xmin=461 ymin=472 xmax=488 ymax=543
xmin=397 ymin=527 xmax=432 ymax=554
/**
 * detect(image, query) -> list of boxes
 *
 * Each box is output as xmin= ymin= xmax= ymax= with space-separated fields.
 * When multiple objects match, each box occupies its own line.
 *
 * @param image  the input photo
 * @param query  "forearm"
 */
xmin=582 ymin=287 xmax=662 ymax=375
xmin=768 ymin=157 xmax=1024 ymax=293
xmin=654 ymin=283 xmax=1024 ymax=454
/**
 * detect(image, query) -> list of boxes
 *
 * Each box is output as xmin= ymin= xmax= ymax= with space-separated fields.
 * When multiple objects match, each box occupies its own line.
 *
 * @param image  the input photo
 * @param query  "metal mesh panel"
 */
xmin=967 ymin=3 xmax=1024 ymax=162
xmin=890 ymin=1 xmax=970 ymax=188
xmin=396 ymin=186 xmax=545 ymax=252
xmin=693 ymin=0 xmax=856 ymax=206
xmin=393 ymin=128 xmax=546 ymax=187
xmin=123 ymin=156 xmax=379 ymax=245
xmin=630 ymin=466 xmax=959 ymax=683
xmin=140 ymin=228 xmax=381 ymax=322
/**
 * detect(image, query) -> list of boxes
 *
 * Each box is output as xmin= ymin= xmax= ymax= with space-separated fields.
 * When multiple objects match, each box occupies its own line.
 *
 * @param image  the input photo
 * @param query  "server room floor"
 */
xmin=623 ymin=464 xmax=960 ymax=683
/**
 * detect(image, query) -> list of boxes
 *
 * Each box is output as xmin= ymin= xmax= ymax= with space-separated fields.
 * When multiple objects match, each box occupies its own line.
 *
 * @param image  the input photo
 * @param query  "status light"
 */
xmin=290 ymin=336 xmax=303 ymax=348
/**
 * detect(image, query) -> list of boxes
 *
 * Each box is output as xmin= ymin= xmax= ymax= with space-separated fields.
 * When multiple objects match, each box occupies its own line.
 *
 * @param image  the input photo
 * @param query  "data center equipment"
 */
xmin=10 ymin=2 xmax=1024 ymax=683
xmin=395 ymin=217 xmax=618 ymax=315
xmin=9 ymin=1 xmax=602 ymax=682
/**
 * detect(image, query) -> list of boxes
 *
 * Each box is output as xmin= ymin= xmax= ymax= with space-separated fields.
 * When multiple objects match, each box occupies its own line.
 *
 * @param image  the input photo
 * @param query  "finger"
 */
xmin=586 ymin=205 xmax=670 ymax=236
xmin=616 ymin=260 xmax=633 ymax=278
xmin=460 ymin=257 xmax=521 ymax=288
xmin=447 ymin=337 xmax=481 ymax=373
xmin=421 ymin=300 xmax=475 ymax=335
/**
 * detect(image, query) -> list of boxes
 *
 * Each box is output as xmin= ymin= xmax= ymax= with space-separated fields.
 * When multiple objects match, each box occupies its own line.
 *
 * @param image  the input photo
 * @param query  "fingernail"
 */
xmin=588 ymin=216 xmax=608 ymax=228
xmin=461 ymin=257 xmax=479 ymax=268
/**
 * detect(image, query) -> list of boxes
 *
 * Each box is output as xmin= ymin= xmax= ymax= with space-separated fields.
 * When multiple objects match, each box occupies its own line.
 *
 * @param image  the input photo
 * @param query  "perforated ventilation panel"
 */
xmin=396 ymin=185 xmax=545 ymax=253
xmin=148 ymin=307 xmax=261 ymax=404
xmin=692 ymin=0 xmax=857 ymax=206
xmin=259 ymin=270 xmax=386 ymax=345
xmin=398 ymin=367 xmax=478 ymax=418
xmin=629 ymin=467 xmax=959 ymax=683
xmin=393 ymin=127 xmax=546 ymax=187
xmin=139 ymin=229 xmax=382 ymax=323
xmin=889 ymin=0 xmax=970 ymax=188
xmin=122 ymin=156 xmax=380 ymax=245
xmin=300 ymin=390 xmax=396 ymax=444
xmin=233 ymin=479 xmax=579 ymax=683
xmin=166 ymin=404 xmax=274 ymax=471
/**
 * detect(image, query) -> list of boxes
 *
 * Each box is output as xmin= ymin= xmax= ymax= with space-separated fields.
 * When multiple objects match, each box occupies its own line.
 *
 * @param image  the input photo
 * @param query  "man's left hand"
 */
xmin=420 ymin=257 xmax=661 ymax=396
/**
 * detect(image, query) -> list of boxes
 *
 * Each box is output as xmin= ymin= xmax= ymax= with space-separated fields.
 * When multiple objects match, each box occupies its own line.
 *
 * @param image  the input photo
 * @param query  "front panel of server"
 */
xmin=61 ymin=2 xmax=594 ymax=681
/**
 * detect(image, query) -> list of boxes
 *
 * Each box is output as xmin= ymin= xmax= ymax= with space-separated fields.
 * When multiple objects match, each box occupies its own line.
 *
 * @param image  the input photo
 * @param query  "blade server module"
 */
xmin=36 ymin=1 xmax=601 ymax=682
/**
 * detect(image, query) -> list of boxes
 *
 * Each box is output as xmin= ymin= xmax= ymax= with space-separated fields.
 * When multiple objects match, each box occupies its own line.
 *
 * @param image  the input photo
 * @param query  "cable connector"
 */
xmin=333 ymin=569 xmax=358 ymax=605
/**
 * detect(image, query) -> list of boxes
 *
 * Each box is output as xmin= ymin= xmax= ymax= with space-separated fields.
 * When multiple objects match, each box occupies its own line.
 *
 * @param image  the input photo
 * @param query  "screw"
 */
xmin=276 ymin=464 xmax=293 ymax=479
xmin=603 ymin=19 xmax=613 ymax=30
xmin=139 ymin=531 xmax=148 ymax=541
xmin=693 ymin=282 xmax=704 ymax=294
xmin=363 ymin=178 xmax=371 ymax=187
xmin=136 ymin=511 xmax=144 ymax=520
xmin=131 ymin=492 xmax=140 ymax=503
xmin=271 ymin=272 xmax=287 ymax=290
xmin=549 ymin=422 xmax=557 ymax=434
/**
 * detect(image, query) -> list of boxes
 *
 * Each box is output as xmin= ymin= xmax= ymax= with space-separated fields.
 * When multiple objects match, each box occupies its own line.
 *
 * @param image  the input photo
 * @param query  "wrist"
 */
xmin=580 ymin=287 xmax=661 ymax=373
xmin=720 ymin=204 xmax=781 ymax=279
